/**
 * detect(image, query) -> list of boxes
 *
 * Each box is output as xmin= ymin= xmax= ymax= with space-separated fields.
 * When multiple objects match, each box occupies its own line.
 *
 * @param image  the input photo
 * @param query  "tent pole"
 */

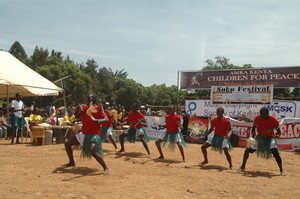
xmin=177 ymin=70 xmax=180 ymax=114
xmin=63 ymin=89 xmax=66 ymax=116
xmin=6 ymin=85 xmax=10 ymax=122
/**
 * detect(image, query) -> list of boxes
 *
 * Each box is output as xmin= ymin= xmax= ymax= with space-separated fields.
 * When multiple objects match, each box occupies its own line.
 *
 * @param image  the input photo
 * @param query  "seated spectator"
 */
xmin=46 ymin=103 xmax=56 ymax=117
xmin=0 ymin=109 xmax=10 ymax=139
xmin=1 ymin=103 xmax=8 ymax=115
xmin=28 ymin=108 xmax=43 ymax=129
xmin=67 ymin=101 xmax=76 ymax=115
xmin=116 ymin=112 xmax=128 ymax=130
xmin=62 ymin=110 xmax=76 ymax=136
xmin=116 ymin=104 xmax=123 ymax=119
xmin=29 ymin=100 xmax=36 ymax=114
xmin=63 ymin=110 xmax=76 ymax=126
xmin=41 ymin=111 xmax=52 ymax=124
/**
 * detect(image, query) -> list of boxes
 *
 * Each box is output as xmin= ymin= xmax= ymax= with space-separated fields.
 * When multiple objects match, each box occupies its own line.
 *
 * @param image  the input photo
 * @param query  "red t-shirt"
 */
xmin=128 ymin=111 xmax=145 ymax=128
xmin=254 ymin=115 xmax=279 ymax=137
xmin=211 ymin=116 xmax=230 ymax=136
xmin=166 ymin=114 xmax=181 ymax=133
xmin=101 ymin=110 xmax=113 ymax=127
xmin=80 ymin=105 xmax=106 ymax=135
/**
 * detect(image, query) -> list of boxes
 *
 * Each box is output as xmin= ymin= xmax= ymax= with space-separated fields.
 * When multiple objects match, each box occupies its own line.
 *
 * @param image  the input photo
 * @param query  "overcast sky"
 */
xmin=1 ymin=0 xmax=299 ymax=86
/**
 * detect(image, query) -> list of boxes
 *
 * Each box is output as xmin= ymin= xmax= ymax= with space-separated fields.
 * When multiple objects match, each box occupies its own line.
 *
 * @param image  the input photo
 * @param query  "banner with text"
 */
xmin=144 ymin=115 xmax=166 ymax=140
xmin=185 ymin=100 xmax=300 ymax=119
xmin=228 ymin=117 xmax=300 ymax=151
xmin=180 ymin=67 xmax=300 ymax=89
xmin=211 ymin=85 xmax=273 ymax=104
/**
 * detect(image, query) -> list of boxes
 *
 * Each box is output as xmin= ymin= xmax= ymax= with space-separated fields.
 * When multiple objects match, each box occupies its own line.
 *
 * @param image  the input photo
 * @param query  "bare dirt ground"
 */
xmin=0 ymin=139 xmax=299 ymax=199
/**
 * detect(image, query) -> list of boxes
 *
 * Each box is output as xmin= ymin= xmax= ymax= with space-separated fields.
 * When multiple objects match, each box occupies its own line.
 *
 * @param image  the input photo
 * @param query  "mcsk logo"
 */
xmin=266 ymin=101 xmax=296 ymax=118
xmin=187 ymin=102 xmax=197 ymax=115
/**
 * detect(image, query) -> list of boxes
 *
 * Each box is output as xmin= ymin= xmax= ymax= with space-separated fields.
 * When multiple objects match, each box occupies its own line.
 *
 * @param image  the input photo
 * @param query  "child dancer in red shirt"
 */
xmin=201 ymin=107 xmax=233 ymax=169
xmin=155 ymin=106 xmax=187 ymax=162
xmin=118 ymin=102 xmax=151 ymax=156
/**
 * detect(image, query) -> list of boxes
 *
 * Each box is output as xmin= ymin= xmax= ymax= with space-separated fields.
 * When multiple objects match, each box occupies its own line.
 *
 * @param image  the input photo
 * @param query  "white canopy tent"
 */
xmin=0 ymin=51 xmax=63 ymax=99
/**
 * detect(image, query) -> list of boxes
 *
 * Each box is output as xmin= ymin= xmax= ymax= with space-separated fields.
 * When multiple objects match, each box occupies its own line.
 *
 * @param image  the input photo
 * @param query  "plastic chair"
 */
xmin=24 ymin=117 xmax=32 ymax=143
xmin=58 ymin=118 xmax=64 ymax=126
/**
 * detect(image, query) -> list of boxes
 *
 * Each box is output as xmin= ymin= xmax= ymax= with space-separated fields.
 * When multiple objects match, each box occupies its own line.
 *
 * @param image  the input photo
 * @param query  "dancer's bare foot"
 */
xmin=281 ymin=170 xmax=286 ymax=176
xmin=103 ymin=168 xmax=110 ymax=175
xmin=63 ymin=162 xmax=75 ymax=167
xmin=118 ymin=149 xmax=125 ymax=153
xmin=200 ymin=160 xmax=208 ymax=165
xmin=157 ymin=156 xmax=164 ymax=160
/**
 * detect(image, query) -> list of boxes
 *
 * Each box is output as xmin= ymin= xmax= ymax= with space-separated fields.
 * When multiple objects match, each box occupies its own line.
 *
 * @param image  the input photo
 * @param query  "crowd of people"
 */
xmin=0 ymin=93 xmax=285 ymax=176
xmin=0 ymin=93 xmax=129 ymax=143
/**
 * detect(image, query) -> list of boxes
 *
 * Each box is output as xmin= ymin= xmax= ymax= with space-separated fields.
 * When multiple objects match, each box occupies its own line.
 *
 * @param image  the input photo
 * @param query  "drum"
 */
xmin=32 ymin=126 xmax=45 ymax=145
xmin=122 ymin=125 xmax=130 ymax=130
xmin=52 ymin=126 xmax=65 ymax=144
xmin=52 ymin=126 xmax=72 ymax=144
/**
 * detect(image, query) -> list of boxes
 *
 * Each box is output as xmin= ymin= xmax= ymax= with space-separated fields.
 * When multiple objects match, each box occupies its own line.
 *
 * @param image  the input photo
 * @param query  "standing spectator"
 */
xmin=10 ymin=93 xmax=25 ymax=144
xmin=181 ymin=110 xmax=190 ymax=136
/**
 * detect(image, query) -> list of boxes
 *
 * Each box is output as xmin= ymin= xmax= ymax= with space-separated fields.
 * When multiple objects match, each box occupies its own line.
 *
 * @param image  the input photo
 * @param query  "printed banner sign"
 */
xmin=185 ymin=117 xmax=209 ymax=144
xmin=144 ymin=114 xmax=300 ymax=151
xmin=180 ymin=67 xmax=300 ymax=89
xmin=228 ymin=117 xmax=300 ymax=151
xmin=144 ymin=115 xmax=166 ymax=140
xmin=185 ymin=100 xmax=300 ymax=119
xmin=211 ymin=85 xmax=273 ymax=104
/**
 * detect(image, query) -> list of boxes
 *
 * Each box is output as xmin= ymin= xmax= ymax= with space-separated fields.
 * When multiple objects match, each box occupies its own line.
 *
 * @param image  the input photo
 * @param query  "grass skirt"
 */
xmin=127 ymin=128 xmax=150 ymax=143
xmin=162 ymin=131 xmax=187 ymax=152
xmin=100 ymin=127 xmax=113 ymax=141
xmin=81 ymin=134 xmax=103 ymax=159
xmin=256 ymin=135 xmax=274 ymax=159
xmin=211 ymin=135 xmax=233 ymax=153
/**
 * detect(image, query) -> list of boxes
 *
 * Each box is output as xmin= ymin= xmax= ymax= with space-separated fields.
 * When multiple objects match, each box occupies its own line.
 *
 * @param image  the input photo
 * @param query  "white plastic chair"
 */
xmin=24 ymin=117 xmax=32 ymax=143
xmin=58 ymin=118 xmax=64 ymax=126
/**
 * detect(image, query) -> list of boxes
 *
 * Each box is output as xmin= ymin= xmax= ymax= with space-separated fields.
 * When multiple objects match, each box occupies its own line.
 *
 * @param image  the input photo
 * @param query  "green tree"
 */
xmin=80 ymin=59 xmax=102 ymax=96
xmin=50 ymin=50 xmax=63 ymax=62
xmin=30 ymin=46 xmax=49 ymax=70
xmin=36 ymin=59 xmax=92 ymax=105
xmin=203 ymin=56 xmax=252 ymax=70
xmin=291 ymin=88 xmax=300 ymax=99
xmin=9 ymin=41 xmax=28 ymax=63
xmin=273 ymin=88 xmax=291 ymax=99
xmin=115 ymin=78 xmax=144 ymax=109
xmin=109 ymin=67 xmax=128 ymax=78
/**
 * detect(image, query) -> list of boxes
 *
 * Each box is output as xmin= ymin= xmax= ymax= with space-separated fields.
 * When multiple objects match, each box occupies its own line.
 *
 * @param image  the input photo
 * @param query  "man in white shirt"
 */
xmin=10 ymin=93 xmax=25 ymax=144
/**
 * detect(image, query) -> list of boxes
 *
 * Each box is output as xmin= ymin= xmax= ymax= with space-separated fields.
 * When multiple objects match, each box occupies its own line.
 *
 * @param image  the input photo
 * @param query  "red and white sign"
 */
xmin=228 ymin=117 xmax=300 ymax=151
